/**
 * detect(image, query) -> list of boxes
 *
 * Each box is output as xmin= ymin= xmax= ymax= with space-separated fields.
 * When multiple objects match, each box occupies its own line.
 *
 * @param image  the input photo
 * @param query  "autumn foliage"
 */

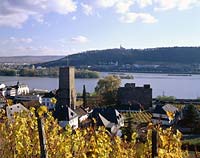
xmin=0 ymin=109 xmax=188 ymax=158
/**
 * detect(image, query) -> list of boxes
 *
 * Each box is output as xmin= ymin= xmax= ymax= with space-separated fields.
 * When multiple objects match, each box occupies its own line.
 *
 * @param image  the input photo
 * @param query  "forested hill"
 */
xmin=39 ymin=47 xmax=200 ymax=67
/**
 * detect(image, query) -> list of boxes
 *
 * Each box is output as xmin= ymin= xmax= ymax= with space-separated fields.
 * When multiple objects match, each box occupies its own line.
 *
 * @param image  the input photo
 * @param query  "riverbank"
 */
xmin=0 ymin=68 xmax=100 ymax=79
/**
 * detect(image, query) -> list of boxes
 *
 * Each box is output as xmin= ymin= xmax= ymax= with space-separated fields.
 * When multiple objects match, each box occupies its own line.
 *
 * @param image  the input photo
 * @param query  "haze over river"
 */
xmin=0 ymin=72 xmax=200 ymax=99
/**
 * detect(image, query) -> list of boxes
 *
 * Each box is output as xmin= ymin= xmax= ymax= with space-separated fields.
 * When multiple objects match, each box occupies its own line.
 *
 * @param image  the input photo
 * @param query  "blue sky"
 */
xmin=0 ymin=0 xmax=200 ymax=56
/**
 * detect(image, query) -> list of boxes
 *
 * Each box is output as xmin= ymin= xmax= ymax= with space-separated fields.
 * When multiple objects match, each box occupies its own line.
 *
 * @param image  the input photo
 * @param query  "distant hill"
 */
xmin=0 ymin=56 xmax=64 ymax=64
xmin=39 ymin=47 xmax=200 ymax=67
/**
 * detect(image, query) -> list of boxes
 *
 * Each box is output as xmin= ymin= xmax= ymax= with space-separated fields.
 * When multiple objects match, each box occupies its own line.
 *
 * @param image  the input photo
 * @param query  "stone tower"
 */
xmin=58 ymin=67 xmax=76 ymax=110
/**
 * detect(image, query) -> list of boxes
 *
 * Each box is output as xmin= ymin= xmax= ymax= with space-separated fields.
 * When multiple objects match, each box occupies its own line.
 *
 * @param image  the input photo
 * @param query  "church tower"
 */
xmin=57 ymin=66 xmax=76 ymax=110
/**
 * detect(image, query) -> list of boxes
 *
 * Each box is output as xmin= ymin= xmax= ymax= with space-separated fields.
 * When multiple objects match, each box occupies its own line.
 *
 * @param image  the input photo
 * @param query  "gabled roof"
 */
xmin=89 ymin=108 xmax=123 ymax=127
xmin=42 ymin=91 xmax=56 ymax=98
xmin=153 ymin=104 xmax=178 ymax=114
xmin=99 ymin=113 xmax=114 ymax=128
xmin=74 ymin=107 xmax=87 ymax=116
xmin=54 ymin=105 xmax=78 ymax=121
xmin=162 ymin=104 xmax=178 ymax=113
xmin=153 ymin=105 xmax=166 ymax=114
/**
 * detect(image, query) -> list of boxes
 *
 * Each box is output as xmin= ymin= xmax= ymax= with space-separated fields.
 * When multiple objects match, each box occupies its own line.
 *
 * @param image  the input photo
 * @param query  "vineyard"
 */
xmin=122 ymin=111 xmax=152 ymax=124
xmin=0 ymin=108 xmax=191 ymax=158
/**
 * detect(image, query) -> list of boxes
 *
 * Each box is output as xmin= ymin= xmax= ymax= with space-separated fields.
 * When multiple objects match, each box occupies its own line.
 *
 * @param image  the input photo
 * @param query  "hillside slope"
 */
xmin=39 ymin=47 xmax=200 ymax=67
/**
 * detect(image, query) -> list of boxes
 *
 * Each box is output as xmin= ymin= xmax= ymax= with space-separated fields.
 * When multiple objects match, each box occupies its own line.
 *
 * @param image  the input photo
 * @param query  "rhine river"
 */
xmin=1 ymin=72 xmax=200 ymax=99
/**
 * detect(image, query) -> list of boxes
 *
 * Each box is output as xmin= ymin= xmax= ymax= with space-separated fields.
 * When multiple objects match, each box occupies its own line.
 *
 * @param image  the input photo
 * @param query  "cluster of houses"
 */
xmin=0 ymin=67 xmax=125 ymax=135
xmin=0 ymin=82 xmax=29 ymax=97
xmin=0 ymin=66 xmax=193 ymax=136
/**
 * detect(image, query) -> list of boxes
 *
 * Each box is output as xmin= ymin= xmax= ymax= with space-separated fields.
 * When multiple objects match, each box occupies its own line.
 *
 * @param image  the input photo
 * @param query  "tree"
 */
xmin=82 ymin=85 xmax=87 ymax=108
xmin=181 ymin=104 xmax=200 ymax=131
xmin=156 ymin=95 xmax=176 ymax=101
xmin=95 ymin=75 xmax=121 ymax=106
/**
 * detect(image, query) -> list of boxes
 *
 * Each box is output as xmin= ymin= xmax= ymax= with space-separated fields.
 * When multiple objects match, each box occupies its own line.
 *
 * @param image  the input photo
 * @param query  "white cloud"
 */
xmin=81 ymin=3 xmax=93 ymax=16
xmin=115 ymin=0 xmax=134 ymax=13
xmin=0 ymin=13 xmax=29 ymax=28
xmin=154 ymin=0 xmax=200 ymax=11
xmin=0 ymin=0 xmax=77 ymax=28
xmin=97 ymin=0 xmax=200 ymax=12
xmin=97 ymin=0 xmax=134 ymax=14
xmin=139 ymin=13 xmax=158 ymax=23
xmin=48 ymin=0 xmax=77 ymax=14
xmin=71 ymin=36 xmax=89 ymax=44
xmin=137 ymin=0 xmax=152 ymax=8
xmin=97 ymin=0 xmax=118 ymax=8
xmin=120 ymin=12 xmax=157 ymax=23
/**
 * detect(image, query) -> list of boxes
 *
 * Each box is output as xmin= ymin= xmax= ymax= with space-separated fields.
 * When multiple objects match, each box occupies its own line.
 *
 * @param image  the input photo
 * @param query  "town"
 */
xmin=1 ymin=0 xmax=200 ymax=157
xmin=0 ymin=66 xmax=200 ymax=157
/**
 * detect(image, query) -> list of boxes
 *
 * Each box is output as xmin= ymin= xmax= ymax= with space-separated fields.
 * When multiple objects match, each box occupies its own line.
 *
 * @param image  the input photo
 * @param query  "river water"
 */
xmin=0 ymin=72 xmax=200 ymax=99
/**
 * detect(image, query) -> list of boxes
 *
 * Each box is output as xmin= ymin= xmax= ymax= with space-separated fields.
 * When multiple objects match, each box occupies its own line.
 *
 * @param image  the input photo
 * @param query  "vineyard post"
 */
xmin=152 ymin=129 xmax=158 ymax=158
xmin=36 ymin=111 xmax=48 ymax=158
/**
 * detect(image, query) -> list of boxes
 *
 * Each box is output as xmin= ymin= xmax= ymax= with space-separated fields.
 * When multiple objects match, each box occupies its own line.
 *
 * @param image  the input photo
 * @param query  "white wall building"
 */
xmin=58 ymin=107 xmax=79 ymax=129
xmin=17 ymin=84 xmax=29 ymax=95
xmin=6 ymin=103 xmax=28 ymax=119
xmin=42 ymin=92 xmax=56 ymax=110
xmin=5 ymin=82 xmax=29 ymax=97
xmin=152 ymin=104 xmax=179 ymax=126
xmin=6 ymin=87 xmax=17 ymax=96
xmin=0 ymin=84 xmax=6 ymax=89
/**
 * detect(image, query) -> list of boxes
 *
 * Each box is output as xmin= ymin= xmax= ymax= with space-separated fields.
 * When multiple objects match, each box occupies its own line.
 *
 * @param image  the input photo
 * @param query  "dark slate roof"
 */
xmin=42 ymin=91 xmax=56 ymax=98
xmin=54 ymin=105 xmax=77 ymax=121
xmin=152 ymin=105 xmax=166 ymax=114
xmin=88 ymin=107 xmax=121 ymax=126
xmin=6 ymin=86 xmax=16 ymax=90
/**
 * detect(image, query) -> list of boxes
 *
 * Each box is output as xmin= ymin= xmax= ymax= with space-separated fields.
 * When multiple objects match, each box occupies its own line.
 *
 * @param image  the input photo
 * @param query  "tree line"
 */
xmin=0 ymin=68 xmax=99 ymax=78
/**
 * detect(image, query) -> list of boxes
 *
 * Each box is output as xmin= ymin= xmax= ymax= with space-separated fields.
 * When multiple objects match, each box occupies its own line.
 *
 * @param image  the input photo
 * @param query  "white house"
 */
xmin=6 ymin=103 xmax=28 ymax=119
xmin=17 ymin=84 xmax=29 ymax=95
xmin=74 ymin=107 xmax=89 ymax=123
xmin=58 ymin=107 xmax=79 ymax=129
xmin=0 ymin=83 xmax=6 ymax=89
xmin=89 ymin=108 xmax=124 ymax=136
xmin=152 ymin=104 xmax=179 ymax=126
xmin=42 ymin=92 xmax=56 ymax=110
xmin=6 ymin=87 xmax=17 ymax=96
xmin=5 ymin=82 xmax=29 ymax=97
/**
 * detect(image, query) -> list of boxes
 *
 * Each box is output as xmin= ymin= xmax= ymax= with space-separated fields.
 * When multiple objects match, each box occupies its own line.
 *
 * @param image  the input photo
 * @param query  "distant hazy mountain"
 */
xmin=0 ymin=56 xmax=64 ymax=64
xmin=39 ymin=47 xmax=200 ymax=67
